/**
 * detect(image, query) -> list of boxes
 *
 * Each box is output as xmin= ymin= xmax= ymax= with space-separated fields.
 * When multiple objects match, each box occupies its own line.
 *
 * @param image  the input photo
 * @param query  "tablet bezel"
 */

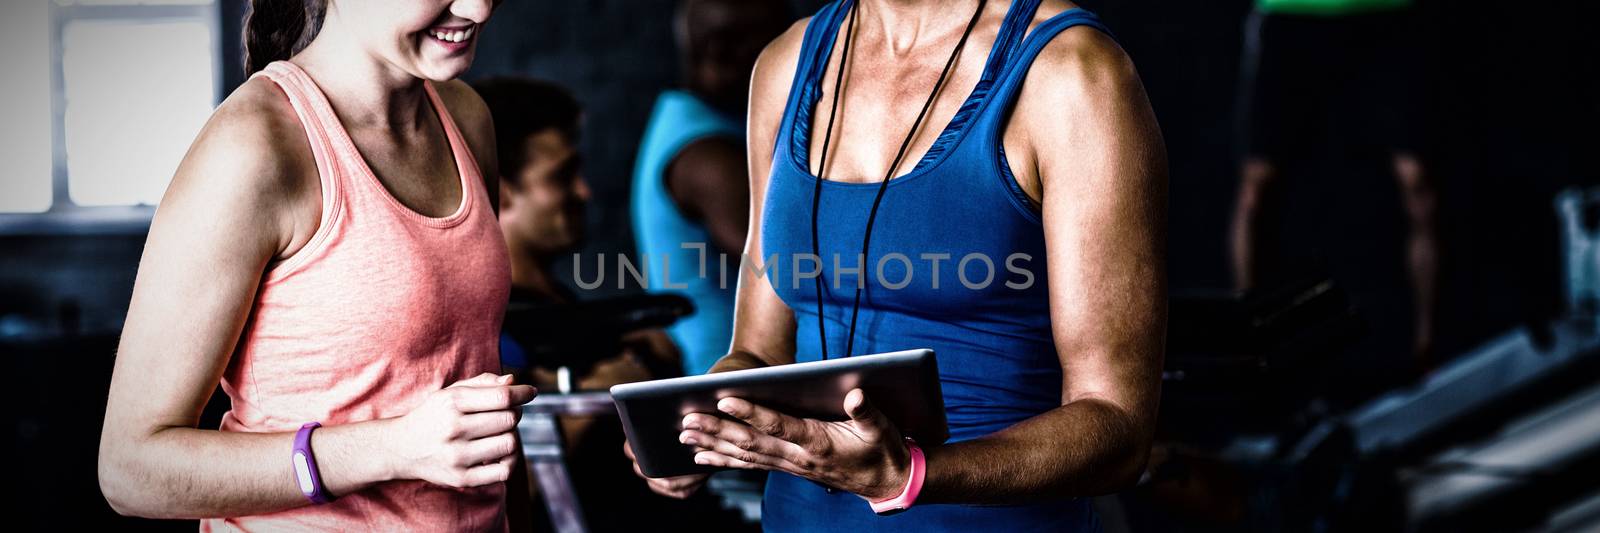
xmin=611 ymin=349 xmax=946 ymax=478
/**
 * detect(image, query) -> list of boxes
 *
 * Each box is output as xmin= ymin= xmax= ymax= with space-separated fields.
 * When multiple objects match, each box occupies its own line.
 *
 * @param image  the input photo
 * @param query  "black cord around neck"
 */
xmin=810 ymin=0 xmax=987 ymax=359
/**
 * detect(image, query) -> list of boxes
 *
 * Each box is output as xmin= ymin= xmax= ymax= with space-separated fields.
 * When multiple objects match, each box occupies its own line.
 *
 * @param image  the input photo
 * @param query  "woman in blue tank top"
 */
xmin=624 ymin=1 xmax=1167 ymax=530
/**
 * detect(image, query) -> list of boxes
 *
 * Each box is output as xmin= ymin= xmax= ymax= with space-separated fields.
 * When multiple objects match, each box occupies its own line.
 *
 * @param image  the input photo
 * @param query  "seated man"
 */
xmin=474 ymin=77 xmax=673 ymax=397
xmin=473 ymin=77 xmax=747 ymax=532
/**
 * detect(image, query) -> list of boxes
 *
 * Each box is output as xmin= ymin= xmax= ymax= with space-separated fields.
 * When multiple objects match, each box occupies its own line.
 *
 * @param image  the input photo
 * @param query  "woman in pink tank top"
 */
xmin=97 ymin=1 xmax=535 ymax=530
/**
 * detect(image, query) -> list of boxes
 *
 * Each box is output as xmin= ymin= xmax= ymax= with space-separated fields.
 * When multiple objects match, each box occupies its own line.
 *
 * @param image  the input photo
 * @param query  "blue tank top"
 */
xmin=758 ymin=1 xmax=1111 ymax=530
xmin=631 ymin=90 xmax=743 ymax=376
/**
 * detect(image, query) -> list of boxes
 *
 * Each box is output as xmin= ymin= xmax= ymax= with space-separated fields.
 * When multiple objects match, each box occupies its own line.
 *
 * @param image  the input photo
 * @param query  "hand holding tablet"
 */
xmin=611 ymin=349 xmax=947 ymax=479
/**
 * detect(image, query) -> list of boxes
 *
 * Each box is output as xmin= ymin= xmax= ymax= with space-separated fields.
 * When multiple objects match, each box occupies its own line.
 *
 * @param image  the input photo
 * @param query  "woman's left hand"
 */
xmin=679 ymin=388 xmax=911 ymax=501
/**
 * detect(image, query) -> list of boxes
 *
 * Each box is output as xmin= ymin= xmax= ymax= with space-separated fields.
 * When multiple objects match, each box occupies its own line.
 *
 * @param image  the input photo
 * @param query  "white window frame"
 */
xmin=0 ymin=0 xmax=229 ymax=235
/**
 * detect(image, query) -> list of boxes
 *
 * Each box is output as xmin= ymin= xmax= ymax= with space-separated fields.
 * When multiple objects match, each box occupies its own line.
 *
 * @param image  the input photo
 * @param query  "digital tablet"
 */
xmin=611 ymin=349 xmax=946 ymax=478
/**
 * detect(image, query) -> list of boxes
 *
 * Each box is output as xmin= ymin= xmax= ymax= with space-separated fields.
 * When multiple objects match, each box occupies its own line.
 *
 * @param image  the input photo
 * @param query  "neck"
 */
xmin=857 ymin=0 xmax=982 ymax=55
xmin=290 ymin=10 xmax=431 ymax=133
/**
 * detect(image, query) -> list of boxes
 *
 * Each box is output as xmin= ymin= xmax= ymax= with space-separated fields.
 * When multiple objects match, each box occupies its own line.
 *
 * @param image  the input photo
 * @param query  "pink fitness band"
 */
xmin=869 ymin=439 xmax=925 ymax=516
xmin=293 ymin=422 xmax=335 ymax=504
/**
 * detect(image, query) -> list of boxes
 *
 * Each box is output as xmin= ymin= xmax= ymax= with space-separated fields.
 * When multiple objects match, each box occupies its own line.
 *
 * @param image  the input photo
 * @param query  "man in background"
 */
xmin=1230 ymin=0 xmax=1441 ymax=375
xmin=475 ymin=77 xmax=675 ymax=389
xmin=479 ymin=78 xmax=748 ymax=531
xmin=631 ymin=0 xmax=791 ymax=376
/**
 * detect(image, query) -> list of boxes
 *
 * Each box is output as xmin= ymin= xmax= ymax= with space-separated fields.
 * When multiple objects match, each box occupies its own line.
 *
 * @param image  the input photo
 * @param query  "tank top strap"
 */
xmin=951 ymin=9 xmax=1113 ymax=221
xmin=798 ymin=0 xmax=853 ymax=90
xmin=984 ymin=8 xmax=1113 ymax=116
xmin=913 ymin=0 xmax=1045 ymax=168
xmin=255 ymin=60 xmax=481 ymax=231
xmin=783 ymin=0 xmax=853 ymax=169
xmin=252 ymin=61 xmax=345 ymax=276
xmin=256 ymin=61 xmax=345 ymax=187
xmin=421 ymin=80 xmax=486 ymax=207
xmin=980 ymin=0 xmax=1045 ymax=83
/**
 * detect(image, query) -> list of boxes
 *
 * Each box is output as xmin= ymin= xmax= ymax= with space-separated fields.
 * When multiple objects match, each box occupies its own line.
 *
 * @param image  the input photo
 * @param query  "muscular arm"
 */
xmin=667 ymin=137 xmax=751 ymax=259
xmin=97 ymin=83 xmax=398 ymax=518
xmin=918 ymin=25 xmax=1168 ymax=503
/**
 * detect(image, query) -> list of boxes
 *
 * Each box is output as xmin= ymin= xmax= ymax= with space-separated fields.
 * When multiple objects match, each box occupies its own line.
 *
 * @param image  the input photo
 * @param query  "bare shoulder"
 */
xmin=176 ymin=76 xmax=315 ymax=215
xmin=1027 ymin=0 xmax=1140 ymax=103
xmin=755 ymin=16 xmax=810 ymax=80
xmin=156 ymin=75 xmax=319 ymax=257
xmin=1013 ymin=0 xmax=1150 ymax=142
xmin=750 ymin=17 xmax=810 ymax=122
xmin=1013 ymin=2 xmax=1163 ymax=190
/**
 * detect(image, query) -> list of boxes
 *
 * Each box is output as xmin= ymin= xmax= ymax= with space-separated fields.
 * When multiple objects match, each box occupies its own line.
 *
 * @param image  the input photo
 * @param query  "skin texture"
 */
xmin=96 ymin=0 xmax=537 ymax=520
xmin=629 ymin=0 xmax=1168 ymax=505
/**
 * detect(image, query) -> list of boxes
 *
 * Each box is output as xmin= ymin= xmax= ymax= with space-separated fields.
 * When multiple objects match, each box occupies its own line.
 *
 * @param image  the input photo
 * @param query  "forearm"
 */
xmin=100 ymin=417 xmax=395 ymax=519
xmin=919 ymin=398 xmax=1149 ymax=504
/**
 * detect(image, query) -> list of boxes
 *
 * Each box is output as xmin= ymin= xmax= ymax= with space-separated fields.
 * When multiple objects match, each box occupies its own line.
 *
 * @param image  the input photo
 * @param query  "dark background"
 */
xmin=4 ymin=0 xmax=1596 ymax=529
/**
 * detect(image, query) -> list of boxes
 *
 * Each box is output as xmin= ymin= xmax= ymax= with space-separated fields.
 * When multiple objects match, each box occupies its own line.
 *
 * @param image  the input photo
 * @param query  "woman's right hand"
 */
xmin=624 ymin=440 xmax=709 ymax=498
xmin=385 ymin=373 xmax=537 ymax=488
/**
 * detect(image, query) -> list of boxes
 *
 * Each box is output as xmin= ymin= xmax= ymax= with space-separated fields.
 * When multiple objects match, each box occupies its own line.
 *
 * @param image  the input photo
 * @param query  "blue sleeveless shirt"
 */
xmin=758 ymin=1 xmax=1112 ymax=530
xmin=632 ymin=90 xmax=743 ymax=376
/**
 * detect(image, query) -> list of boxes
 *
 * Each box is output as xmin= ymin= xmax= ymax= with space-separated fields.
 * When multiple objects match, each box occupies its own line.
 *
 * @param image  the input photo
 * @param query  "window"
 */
xmin=0 ymin=2 xmax=55 ymax=213
xmin=0 ymin=0 xmax=223 ymax=219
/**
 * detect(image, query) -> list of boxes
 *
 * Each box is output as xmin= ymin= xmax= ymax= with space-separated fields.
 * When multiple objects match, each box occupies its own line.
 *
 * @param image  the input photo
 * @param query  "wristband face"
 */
xmin=871 ymin=439 xmax=926 ymax=516
xmin=293 ymin=422 xmax=334 ymax=504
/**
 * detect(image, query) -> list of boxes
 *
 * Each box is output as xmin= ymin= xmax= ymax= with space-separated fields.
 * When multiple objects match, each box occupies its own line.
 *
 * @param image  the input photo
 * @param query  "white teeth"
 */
xmin=430 ymin=24 xmax=474 ymax=44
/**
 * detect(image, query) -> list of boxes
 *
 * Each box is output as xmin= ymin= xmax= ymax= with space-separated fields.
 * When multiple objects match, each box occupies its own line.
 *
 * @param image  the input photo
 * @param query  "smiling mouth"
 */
xmin=428 ymin=23 xmax=476 ymax=45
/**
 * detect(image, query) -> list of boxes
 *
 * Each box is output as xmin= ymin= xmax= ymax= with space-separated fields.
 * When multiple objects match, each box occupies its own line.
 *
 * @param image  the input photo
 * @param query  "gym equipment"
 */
xmin=500 ymin=293 xmax=693 ymax=375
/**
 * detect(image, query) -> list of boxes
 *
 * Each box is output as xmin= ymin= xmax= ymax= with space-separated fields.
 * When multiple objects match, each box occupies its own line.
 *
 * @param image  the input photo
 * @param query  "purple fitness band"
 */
xmin=293 ymin=422 xmax=335 ymax=504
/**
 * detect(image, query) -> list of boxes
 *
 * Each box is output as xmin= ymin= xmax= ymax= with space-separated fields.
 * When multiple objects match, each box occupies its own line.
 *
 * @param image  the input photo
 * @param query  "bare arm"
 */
xmin=919 ymin=25 xmax=1168 ymax=502
xmin=666 ymin=137 xmax=752 ymax=259
xmin=97 ymin=81 xmax=531 ymax=519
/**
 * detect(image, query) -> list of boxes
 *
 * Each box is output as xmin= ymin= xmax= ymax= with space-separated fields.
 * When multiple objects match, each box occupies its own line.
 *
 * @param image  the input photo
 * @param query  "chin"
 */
xmin=415 ymin=57 xmax=475 ymax=82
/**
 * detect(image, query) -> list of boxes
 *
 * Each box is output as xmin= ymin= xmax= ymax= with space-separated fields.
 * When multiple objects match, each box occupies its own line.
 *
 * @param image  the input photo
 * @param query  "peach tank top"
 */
xmin=201 ymin=61 xmax=511 ymax=532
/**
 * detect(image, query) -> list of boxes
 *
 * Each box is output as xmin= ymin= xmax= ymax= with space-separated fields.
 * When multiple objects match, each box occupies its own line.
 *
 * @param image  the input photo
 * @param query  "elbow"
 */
xmin=1102 ymin=416 xmax=1156 ymax=494
xmin=1064 ymin=439 xmax=1147 ymax=497
xmin=1105 ymin=442 xmax=1152 ymax=494
xmin=98 ymin=439 xmax=171 ymax=518
xmin=98 ymin=452 xmax=142 ymax=517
